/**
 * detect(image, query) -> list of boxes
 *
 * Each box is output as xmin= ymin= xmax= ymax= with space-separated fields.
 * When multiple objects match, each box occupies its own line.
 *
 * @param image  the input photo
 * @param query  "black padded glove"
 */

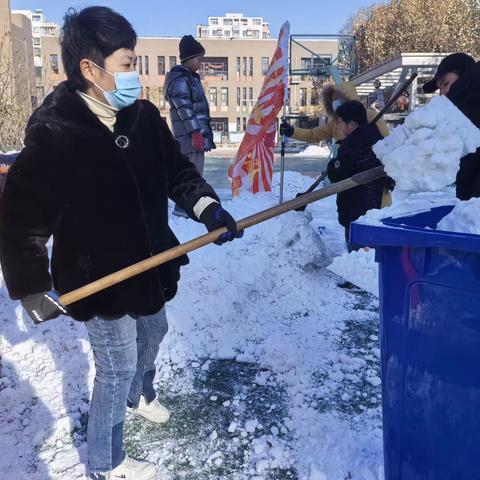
xmin=200 ymin=204 xmax=244 ymax=245
xmin=279 ymin=120 xmax=294 ymax=137
xmin=21 ymin=291 xmax=67 ymax=324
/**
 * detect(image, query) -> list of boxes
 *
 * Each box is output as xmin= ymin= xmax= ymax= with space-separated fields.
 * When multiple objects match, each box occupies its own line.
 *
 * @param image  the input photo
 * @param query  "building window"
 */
xmin=261 ymin=57 xmax=269 ymax=75
xmin=262 ymin=32 xmax=268 ymax=39
xmin=249 ymin=87 xmax=253 ymax=102
xmin=201 ymin=28 xmax=209 ymax=37
xmin=209 ymin=87 xmax=217 ymax=106
xmin=146 ymin=86 xmax=150 ymax=100
xmin=210 ymin=18 xmax=218 ymax=25
xmin=249 ymin=57 xmax=253 ymax=76
xmin=199 ymin=57 xmax=228 ymax=80
xmin=221 ymin=87 xmax=228 ymax=106
xmin=33 ymin=37 xmax=41 ymax=46
xmin=242 ymin=57 xmax=247 ymax=76
xmin=233 ymin=29 xmax=240 ymax=37
xmin=36 ymin=86 xmax=45 ymax=98
xmin=252 ymin=31 xmax=260 ymax=39
xmin=33 ymin=47 xmax=41 ymax=56
xmin=158 ymin=56 xmax=165 ymax=75
xmin=138 ymin=55 xmax=143 ymax=75
xmin=224 ymin=30 xmax=231 ymax=37
xmin=32 ymin=15 xmax=41 ymax=22
xmin=236 ymin=87 xmax=241 ymax=106
xmin=253 ymin=18 xmax=262 ymax=25
xmin=33 ymin=27 xmax=40 ymax=34
xmin=169 ymin=56 xmax=176 ymax=71
xmin=236 ymin=57 xmax=240 ymax=76
xmin=144 ymin=55 xmax=149 ymax=75
xmin=243 ymin=117 xmax=247 ymax=131
xmin=34 ymin=66 xmax=43 ymax=77
xmin=242 ymin=87 xmax=247 ymax=104
xmin=224 ymin=18 xmax=233 ymax=25
xmin=50 ymin=54 xmax=59 ymax=74
xmin=300 ymin=88 xmax=308 ymax=107
xmin=236 ymin=117 xmax=241 ymax=131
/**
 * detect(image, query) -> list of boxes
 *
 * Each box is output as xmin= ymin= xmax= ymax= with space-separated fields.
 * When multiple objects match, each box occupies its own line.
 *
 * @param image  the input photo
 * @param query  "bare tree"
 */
xmin=0 ymin=31 xmax=35 ymax=152
xmin=344 ymin=0 xmax=480 ymax=73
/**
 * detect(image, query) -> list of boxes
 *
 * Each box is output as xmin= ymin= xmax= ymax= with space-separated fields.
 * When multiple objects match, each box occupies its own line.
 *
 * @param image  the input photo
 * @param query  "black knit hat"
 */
xmin=423 ymin=53 xmax=476 ymax=93
xmin=179 ymin=35 xmax=205 ymax=63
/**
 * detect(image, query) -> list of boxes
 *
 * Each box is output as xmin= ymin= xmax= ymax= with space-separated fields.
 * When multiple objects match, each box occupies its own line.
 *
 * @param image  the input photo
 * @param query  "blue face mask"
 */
xmin=93 ymin=63 xmax=141 ymax=110
xmin=332 ymin=99 xmax=343 ymax=112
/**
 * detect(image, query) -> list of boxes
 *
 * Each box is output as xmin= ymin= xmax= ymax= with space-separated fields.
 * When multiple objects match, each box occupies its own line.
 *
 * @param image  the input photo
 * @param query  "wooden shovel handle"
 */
xmin=59 ymin=167 xmax=386 ymax=306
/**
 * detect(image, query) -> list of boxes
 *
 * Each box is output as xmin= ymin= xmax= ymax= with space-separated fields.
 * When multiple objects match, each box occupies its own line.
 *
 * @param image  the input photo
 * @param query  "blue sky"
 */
xmin=11 ymin=0 xmax=374 ymax=37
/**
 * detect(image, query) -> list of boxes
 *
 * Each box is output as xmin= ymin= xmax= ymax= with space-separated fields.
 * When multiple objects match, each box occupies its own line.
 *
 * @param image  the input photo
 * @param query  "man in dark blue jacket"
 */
xmin=164 ymin=35 xmax=215 ymax=217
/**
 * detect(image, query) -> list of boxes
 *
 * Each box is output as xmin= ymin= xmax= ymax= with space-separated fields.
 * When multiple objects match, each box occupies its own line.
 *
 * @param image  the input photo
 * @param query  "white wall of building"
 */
xmin=197 ymin=13 xmax=270 ymax=40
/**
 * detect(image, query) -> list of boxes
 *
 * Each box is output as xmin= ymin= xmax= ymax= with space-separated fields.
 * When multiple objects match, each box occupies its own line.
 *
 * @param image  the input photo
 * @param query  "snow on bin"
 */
xmin=350 ymin=205 xmax=480 ymax=480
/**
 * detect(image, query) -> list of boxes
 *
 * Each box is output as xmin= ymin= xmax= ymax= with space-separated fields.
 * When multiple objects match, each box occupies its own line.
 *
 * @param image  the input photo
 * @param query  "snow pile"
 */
xmin=328 ymin=249 xmax=379 ymax=297
xmin=0 ymin=171 xmax=385 ymax=479
xmin=358 ymin=187 xmax=457 ymax=227
xmin=374 ymin=96 xmax=480 ymax=193
xmin=436 ymin=198 xmax=480 ymax=234
xmin=296 ymin=144 xmax=330 ymax=157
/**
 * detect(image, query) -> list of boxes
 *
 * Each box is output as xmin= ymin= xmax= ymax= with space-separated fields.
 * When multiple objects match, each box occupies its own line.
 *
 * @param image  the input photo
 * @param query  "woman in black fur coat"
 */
xmin=0 ymin=7 xmax=241 ymax=480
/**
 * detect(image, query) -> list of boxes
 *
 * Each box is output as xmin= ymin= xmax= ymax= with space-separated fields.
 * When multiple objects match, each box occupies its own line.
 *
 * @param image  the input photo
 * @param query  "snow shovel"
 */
xmin=58 ymin=166 xmax=386 ymax=307
xmin=296 ymin=72 xmax=418 ymax=201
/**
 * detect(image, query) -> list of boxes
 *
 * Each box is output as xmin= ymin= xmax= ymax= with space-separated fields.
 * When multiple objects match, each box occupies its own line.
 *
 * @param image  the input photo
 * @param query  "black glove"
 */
xmin=385 ymin=176 xmax=396 ymax=192
xmin=279 ymin=120 xmax=294 ymax=137
xmin=294 ymin=192 xmax=307 ymax=212
xmin=200 ymin=203 xmax=244 ymax=245
xmin=21 ymin=291 xmax=67 ymax=324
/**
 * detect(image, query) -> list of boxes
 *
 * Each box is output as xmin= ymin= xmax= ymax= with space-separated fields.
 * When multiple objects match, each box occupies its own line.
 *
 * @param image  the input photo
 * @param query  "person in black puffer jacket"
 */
xmin=423 ymin=52 xmax=480 ymax=200
xmin=327 ymin=100 xmax=394 ymax=251
xmin=164 ymin=35 xmax=215 ymax=217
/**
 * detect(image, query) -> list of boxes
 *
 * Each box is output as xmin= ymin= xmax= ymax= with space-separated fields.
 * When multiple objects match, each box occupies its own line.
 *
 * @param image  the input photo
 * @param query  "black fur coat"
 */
xmin=0 ymin=81 xmax=218 ymax=321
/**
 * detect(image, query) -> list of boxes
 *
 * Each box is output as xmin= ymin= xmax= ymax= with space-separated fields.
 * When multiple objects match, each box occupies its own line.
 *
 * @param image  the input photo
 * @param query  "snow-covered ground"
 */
xmin=0 ymin=172 xmax=386 ymax=480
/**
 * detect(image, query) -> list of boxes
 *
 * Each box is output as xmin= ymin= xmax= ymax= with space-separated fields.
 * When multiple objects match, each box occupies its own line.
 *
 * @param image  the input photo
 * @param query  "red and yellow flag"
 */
xmin=228 ymin=21 xmax=290 ymax=196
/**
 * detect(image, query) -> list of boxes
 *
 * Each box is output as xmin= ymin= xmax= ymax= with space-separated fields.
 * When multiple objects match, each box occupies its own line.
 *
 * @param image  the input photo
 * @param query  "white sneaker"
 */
xmin=128 ymin=396 xmax=170 ymax=424
xmin=91 ymin=455 xmax=157 ymax=480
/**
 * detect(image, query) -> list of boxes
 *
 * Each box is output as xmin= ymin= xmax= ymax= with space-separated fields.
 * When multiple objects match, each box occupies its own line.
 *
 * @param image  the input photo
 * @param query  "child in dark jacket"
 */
xmin=327 ymin=100 xmax=393 ymax=251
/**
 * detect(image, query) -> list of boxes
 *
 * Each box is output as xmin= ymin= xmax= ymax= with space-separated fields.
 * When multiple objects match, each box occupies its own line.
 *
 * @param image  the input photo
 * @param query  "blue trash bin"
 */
xmin=350 ymin=205 xmax=480 ymax=480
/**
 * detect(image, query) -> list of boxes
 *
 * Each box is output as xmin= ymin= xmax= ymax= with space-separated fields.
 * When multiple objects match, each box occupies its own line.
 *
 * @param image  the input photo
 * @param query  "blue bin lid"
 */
xmin=350 ymin=205 xmax=480 ymax=254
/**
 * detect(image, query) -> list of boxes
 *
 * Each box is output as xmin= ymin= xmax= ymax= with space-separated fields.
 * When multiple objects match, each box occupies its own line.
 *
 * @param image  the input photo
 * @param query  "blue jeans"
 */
xmin=84 ymin=308 xmax=168 ymax=473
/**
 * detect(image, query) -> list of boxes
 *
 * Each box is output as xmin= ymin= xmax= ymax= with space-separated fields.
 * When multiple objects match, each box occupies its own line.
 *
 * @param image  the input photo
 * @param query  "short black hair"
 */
xmin=61 ymin=6 xmax=137 ymax=91
xmin=336 ymin=100 xmax=368 ymax=126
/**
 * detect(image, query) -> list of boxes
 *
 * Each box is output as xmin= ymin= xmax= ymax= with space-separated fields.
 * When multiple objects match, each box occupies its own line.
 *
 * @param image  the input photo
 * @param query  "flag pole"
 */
xmin=59 ymin=167 xmax=386 ymax=307
xmin=279 ymin=106 xmax=287 ymax=204
xmin=279 ymin=28 xmax=291 ymax=205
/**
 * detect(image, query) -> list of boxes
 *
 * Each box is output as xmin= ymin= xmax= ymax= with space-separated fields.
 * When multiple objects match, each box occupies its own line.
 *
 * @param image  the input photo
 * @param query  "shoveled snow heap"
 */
xmin=437 ymin=197 xmax=480 ymax=234
xmin=328 ymin=249 xmax=379 ymax=297
xmin=0 ymin=172 xmax=384 ymax=480
xmin=296 ymin=145 xmax=330 ymax=157
xmin=373 ymin=96 xmax=480 ymax=193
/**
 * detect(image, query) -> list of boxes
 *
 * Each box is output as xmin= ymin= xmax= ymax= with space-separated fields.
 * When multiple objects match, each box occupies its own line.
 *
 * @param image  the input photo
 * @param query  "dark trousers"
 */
xmin=344 ymin=224 xmax=361 ymax=253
